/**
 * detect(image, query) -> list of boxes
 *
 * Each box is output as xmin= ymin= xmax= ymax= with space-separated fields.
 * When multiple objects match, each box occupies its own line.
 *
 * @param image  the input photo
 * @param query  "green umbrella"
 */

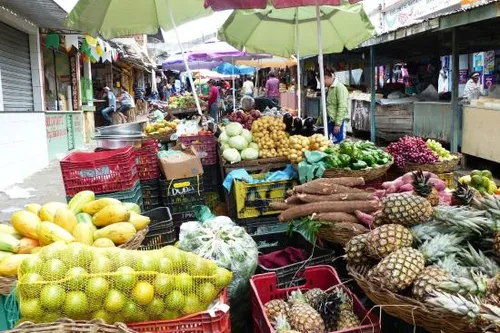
xmin=66 ymin=0 xmax=213 ymax=115
xmin=66 ymin=0 xmax=212 ymax=40
xmin=219 ymin=3 xmax=374 ymax=132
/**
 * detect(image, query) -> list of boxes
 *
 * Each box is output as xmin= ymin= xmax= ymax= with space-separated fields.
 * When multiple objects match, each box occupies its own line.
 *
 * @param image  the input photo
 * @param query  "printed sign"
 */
xmin=69 ymin=54 xmax=81 ymax=111
xmin=46 ymin=115 xmax=66 ymax=139
xmin=459 ymin=69 xmax=469 ymax=84
xmin=484 ymin=51 xmax=495 ymax=75
xmin=474 ymin=53 xmax=484 ymax=72
xmin=484 ymin=75 xmax=494 ymax=90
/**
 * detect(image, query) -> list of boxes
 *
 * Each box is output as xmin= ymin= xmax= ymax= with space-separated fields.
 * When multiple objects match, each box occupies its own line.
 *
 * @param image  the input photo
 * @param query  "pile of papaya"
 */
xmin=0 ymin=191 xmax=151 ymax=277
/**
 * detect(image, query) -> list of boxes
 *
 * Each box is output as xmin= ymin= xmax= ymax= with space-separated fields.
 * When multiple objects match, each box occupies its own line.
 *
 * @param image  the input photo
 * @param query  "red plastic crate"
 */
xmin=60 ymin=146 xmax=139 ymax=196
xmin=251 ymin=265 xmax=381 ymax=333
xmin=178 ymin=134 xmax=217 ymax=166
xmin=136 ymin=140 xmax=160 ymax=181
xmin=127 ymin=289 xmax=230 ymax=333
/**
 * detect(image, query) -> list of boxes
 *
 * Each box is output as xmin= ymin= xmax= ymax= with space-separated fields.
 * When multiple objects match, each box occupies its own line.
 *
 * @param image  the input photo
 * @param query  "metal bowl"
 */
xmin=95 ymin=121 xmax=147 ymax=136
xmin=92 ymin=134 xmax=146 ymax=149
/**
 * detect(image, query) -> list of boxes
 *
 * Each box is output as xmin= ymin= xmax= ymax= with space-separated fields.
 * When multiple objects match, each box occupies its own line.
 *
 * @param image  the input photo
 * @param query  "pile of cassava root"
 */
xmin=270 ymin=177 xmax=379 ymax=244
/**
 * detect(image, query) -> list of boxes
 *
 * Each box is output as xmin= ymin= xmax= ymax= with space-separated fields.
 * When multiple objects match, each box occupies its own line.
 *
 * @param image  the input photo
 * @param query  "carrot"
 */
xmin=320 ymin=222 xmax=369 ymax=245
xmin=305 ymin=177 xmax=365 ymax=187
xmin=296 ymin=192 xmax=374 ymax=203
xmin=311 ymin=212 xmax=358 ymax=223
xmin=278 ymin=201 xmax=381 ymax=222
xmin=269 ymin=202 xmax=295 ymax=211
xmin=293 ymin=183 xmax=364 ymax=195
xmin=285 ymin=195 xmax=303 ymax=205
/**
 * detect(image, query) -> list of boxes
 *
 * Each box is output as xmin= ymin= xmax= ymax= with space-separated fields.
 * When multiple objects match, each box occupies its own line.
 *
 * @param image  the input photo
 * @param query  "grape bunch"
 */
xmin=426 ymin=139 xmax=457 ymax=161
xmin=385 ymin=136 xmax=439 ymax=168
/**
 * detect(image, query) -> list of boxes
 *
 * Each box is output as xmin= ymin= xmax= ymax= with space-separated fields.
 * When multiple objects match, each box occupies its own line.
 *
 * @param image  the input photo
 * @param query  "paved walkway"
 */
xmin=0 ymin=160 xmax=66 ymax=222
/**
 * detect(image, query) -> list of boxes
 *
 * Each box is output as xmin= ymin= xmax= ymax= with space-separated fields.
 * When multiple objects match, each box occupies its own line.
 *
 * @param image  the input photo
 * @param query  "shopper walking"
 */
xmin=265 ymin=72 xmax=280 ymax=105
xmin=324 ymin=68 xmax=349 ymax=143
xmin=242 ymin=76 xmax=255 ymax=97
xmin=101 ymin=87 xmax=117 ymax=124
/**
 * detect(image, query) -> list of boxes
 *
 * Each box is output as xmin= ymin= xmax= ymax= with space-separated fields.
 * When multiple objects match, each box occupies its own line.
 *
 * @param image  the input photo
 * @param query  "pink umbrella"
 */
xmin=188 ymin=39 xmax=245 ymax=61
xmin=204 ymin=0 xmax=360 ymax=10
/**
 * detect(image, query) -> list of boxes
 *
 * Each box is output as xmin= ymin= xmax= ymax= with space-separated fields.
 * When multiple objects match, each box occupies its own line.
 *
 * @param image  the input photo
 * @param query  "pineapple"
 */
xmin=304 ymin=288 xmax=325 ymax=308
xmin=412 ymin=170 xmax=440 ymax=206
xmin=365 ymin=224 xmax=413 ymax=260
xmin=374 ymin=193 xmax=433 ymax=227
xmin=264 ymin=299 xmax=290 ymax=324
xmin=315 ymin=290 xmax=341 ymax=332
xmin=471 ymin=194 xmax=500 ymax=256
xmin=369 ymin=247 xmax=425 ymax=292
xmin=335 ymin=287 xmax=361 ymax=330
xmin=274 ymin=314 xmax=301 ymax=333
xmin=485 ymin=274 xmax=500 ymax=306
xmin=452 ymin=183 xmax=477 ymax=206
xmin=459 ymin=243 xmax=500 ymax=278
xmin=287 ymin=290 xmax=325 ymax=333
xmin=344 ymin=234 xmax=373 ymax=266
xmin=412 ymin=265 xmax=450 ymax=301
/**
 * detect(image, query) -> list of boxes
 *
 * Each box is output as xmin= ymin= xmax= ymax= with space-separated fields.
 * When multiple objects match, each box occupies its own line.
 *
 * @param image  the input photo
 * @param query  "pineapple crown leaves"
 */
xmin=481 ymin=304 xmax=500 ymax=326
xmin=332 ymin=286 xmax=353 ymax=306
xmin=436 ymin=255 xmax=471 ymax=278
xmin=418 ymin=233 xmax=465 ymax=263
xmin=274 ymin=313 xmax=292 ymax=332
xmin=459 ymin=243 xmax=500 ymax=278
xmin=411 ymin=223 xmax=446 ymax=244
xmin=439 ymin=271 xmax=489 ymax=296
xmin=432 ymin=206 xmax=492 ymax=235
xmin=427 ymin=291 xmax=481 ymax=319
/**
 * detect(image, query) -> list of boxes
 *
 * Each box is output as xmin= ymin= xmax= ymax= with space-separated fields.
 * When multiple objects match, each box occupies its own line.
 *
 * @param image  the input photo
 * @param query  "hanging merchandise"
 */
xmin=45 ymin=33 xmax=60 ymax=49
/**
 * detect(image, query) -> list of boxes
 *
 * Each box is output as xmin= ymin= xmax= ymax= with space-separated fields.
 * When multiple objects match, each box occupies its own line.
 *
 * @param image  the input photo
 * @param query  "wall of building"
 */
xmin=0 ymin=7 xmax=48 ymax=190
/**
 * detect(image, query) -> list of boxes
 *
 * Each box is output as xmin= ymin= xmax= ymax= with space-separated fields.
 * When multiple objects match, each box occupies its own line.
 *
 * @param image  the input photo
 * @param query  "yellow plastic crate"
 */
xmin=233 ymin=174 xmax=297 ymax=219
xmin=439 ymin=172 xmax=454 ymax=189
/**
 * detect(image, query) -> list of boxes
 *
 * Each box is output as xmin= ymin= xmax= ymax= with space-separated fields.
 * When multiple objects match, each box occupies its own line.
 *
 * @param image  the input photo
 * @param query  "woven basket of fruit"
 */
xmin=118 ymin=227 xmax=147 ymax=250
xmin=348 ymin=265 xmax=480 ymax=333
xmin=6 ymin=318 xmax=136 ymax=333
xmin=400 ymin=154 xmax=461 ymax=174
xmin=324 ymin=161 xmax=393 ymax=182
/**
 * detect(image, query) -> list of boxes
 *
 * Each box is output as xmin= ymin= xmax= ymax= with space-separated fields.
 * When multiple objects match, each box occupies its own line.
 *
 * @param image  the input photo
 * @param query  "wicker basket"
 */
xmin=6 ymin=318 xmax=136 ymax=333
xmin=348 ymin=265 xmax=480 ymax=333
xmin=0 ymin=276 xmax=16 ymax=296
xmin=323 ymin=161 xmax=393 ymax=182
xmin=118 ymin=227 xmax=147 ymax=250
xmin=146 ymin=130 xmax=175 ymax=141
xmin=400 ymin=154 xmax=461 ymax=174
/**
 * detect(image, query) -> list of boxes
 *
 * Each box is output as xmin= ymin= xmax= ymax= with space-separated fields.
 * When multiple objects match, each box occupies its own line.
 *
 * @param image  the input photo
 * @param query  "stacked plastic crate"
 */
xmin=160 ymin=176 xmax=204 ymax=227
xmin=61 ymin=146 xmax=143 ymax=209
xmin=135 ymin=140 xmax=161 ymax=212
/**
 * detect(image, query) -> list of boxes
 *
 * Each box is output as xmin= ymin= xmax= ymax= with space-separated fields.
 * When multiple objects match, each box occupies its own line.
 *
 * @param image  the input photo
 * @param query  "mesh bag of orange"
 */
xmin=17 ymin=242 xmax=232 ymax=324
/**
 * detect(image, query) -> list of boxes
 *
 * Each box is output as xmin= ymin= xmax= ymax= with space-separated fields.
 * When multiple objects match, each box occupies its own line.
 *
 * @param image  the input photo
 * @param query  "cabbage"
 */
xmin=248 ymin=142 xmax=259 ymax=151
xmin=226 ymin=122 xmax=243 ymax=137
xmin=223 ymin=148 xmax=241 ymax=163
xmin=221 ymin=143 xmax=230 ymax=152
xmin=228 ymin=135 xmax=248 ymax=151
xmin=241 ymin=129 xmax=252 ymax=143
xmin=241 ymin=148 xmax=259 ymax=161
xmin=219 ymin=131 xmax=229 ymax=143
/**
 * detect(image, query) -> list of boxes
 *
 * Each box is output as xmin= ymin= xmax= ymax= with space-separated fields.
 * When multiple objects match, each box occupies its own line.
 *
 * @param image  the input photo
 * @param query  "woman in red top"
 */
xmin=265 ymin=72 xmax=280 ymax=105
xmin=203 ymin=80 xmax=219 ymax=122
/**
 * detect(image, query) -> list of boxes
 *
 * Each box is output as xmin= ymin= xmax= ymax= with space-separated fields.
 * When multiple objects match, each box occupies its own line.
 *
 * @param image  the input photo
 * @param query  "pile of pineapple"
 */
xmin=264 ymin=287 xmax=360 ymax=333
xmin=345 ymin=182 xmax=500 ymax=329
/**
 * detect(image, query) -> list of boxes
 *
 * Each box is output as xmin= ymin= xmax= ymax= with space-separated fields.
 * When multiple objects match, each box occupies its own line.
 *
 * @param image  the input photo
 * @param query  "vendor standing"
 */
xmin=202 ymin=79 xmax=219 ymax=122
xmin=463 ymin=72 xmax=484 ymax=101
xmin=324 ymin=69 xmax=349 ymax=143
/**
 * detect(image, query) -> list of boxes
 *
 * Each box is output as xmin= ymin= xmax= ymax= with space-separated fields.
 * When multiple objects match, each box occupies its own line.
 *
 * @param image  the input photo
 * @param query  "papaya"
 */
xmin=76 ymin=213 xmax=97 ymax=232
xmin=93 ymin=238 xmax=116 ymax=248
xmin=0 ymin=254 xmax=33 ymax=276
xmin=0 ymin=225 xmax=22 ymax=239
xmin=92 ymin=205 xmax=130 ymax=227
xmin=122 ymin=202 xmax=141 ymax=214
xmin=0 ymin=251 xmax=13 ymax=261
xmin=94 ymin=223 xmax=136 ymax=245
xmin=38 ymin=202 xmax=68 ymax=222
xmin=0 ymin=233 xmax=20 ymax=253
xmin=128 ymin=212 xmax=150 ymax=231
xmin=10 ymin=210 xmax=41 ymax=240
xmin=17 ymin=237 xmax=39 ymax=254
xmin=82 ymin=198 xmax=121 ymax=215
xmin=24 ymin=203 xmax=42 ymax=215
xmin=68 ymin=190 xmax=95 ymax=214
xmin=37 ymin=222 xmax=75 ymax=246
xmin=72 ymin=224 xmax=94 ymax=245
xmin=54 ymin=207 xmax=78 ymax=233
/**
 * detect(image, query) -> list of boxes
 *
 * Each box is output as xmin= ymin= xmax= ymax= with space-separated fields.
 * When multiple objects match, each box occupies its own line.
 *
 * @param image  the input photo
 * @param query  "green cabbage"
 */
xmin=226 ymin=122 xmax=243 ymax=137
xmin=241 ymin=148 xmax=259 ymax=161
xmin=219 ymin=131 xmax=229 ymax=143
xmin=241 ymin=129 xmax=252 ymax=143
xmin=248 ymin=142 xmax=259 ymax=151
xmin=223 ymin=148 xmax=241 ymax=163
xmin=228 ymin=135 xmax=248 ymax=151
xmin=221 ymin=143 xmax=230 ymax=152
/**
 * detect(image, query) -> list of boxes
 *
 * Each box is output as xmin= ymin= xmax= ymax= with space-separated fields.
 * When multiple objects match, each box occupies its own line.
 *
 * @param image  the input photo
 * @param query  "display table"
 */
xmin=462 ymin=105 xmax=500 ymax=163
xmin=280 ymin=91 xmax=297 ymax=110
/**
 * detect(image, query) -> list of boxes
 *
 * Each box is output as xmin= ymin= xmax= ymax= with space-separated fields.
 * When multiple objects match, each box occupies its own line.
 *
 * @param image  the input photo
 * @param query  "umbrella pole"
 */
xmin=232 ymin=57 xmax=236 ymax=111
xmin=295 ymin=8 xmax=302 ymax=118
xmin=165 ymin=0 xmax=202 ymax=115
xmin=316 ymin=4 xmax=328 ymax=138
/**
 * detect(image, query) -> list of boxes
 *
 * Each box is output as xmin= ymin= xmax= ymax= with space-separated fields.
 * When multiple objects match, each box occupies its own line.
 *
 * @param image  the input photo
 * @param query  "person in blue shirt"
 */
xmin=101 ymin=87 xmax=116 ymax=124
xmin=117 ymin=87 xmax=133 ymax=116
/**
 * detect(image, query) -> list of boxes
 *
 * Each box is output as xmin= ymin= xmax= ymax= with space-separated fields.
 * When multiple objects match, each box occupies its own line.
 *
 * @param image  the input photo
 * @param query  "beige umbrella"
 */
xmin=235 ymin=56 xmax=297 ymax=68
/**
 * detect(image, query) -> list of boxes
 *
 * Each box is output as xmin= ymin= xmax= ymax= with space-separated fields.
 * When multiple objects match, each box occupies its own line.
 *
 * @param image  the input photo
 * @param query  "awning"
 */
xmin=0 ymin=0 xmax=68 ymax=29
xmin=110 ymin=38 xmax=157 ymax=72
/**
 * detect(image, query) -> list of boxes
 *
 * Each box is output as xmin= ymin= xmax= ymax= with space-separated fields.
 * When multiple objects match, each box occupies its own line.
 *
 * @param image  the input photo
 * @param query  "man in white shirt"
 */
xmin=242 ymin=77 xmax=254 ymax=97
xmin=463 ymin=72 xmax=484 ymax=101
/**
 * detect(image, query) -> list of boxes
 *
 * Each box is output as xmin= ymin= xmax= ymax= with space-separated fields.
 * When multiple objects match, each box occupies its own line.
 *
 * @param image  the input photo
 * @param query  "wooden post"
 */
xmin=370 ymin=46 xmax=376 ymax=143
xmin=451 ymin=28 xmax=459 ymax=153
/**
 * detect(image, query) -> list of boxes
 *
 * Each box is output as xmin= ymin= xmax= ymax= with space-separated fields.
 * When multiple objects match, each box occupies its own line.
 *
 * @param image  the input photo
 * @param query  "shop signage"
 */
xmin=459 ymin=69 xmax=469 ymax=84
xmin=484 ymin=75 xmax=494 ymax=89
xmin=46 ymin=115 xmax=66 ymax=139
xmin=484 ymin=51 xmax=495 ymax=75
xmin=474 ymin=53 xmax=484 ymax=72
xmin=69 ymin=54 xmax=81 ymax=111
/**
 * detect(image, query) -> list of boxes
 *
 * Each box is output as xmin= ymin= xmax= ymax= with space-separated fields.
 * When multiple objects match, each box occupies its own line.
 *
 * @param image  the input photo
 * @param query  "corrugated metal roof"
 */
xmin=0 ymin=0 xmax=67 ymax=29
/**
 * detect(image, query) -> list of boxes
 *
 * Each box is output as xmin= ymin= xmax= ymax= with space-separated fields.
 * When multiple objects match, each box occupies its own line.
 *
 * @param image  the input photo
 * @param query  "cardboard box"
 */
xmin=159 ymin=146 xmax=204 ymax=180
